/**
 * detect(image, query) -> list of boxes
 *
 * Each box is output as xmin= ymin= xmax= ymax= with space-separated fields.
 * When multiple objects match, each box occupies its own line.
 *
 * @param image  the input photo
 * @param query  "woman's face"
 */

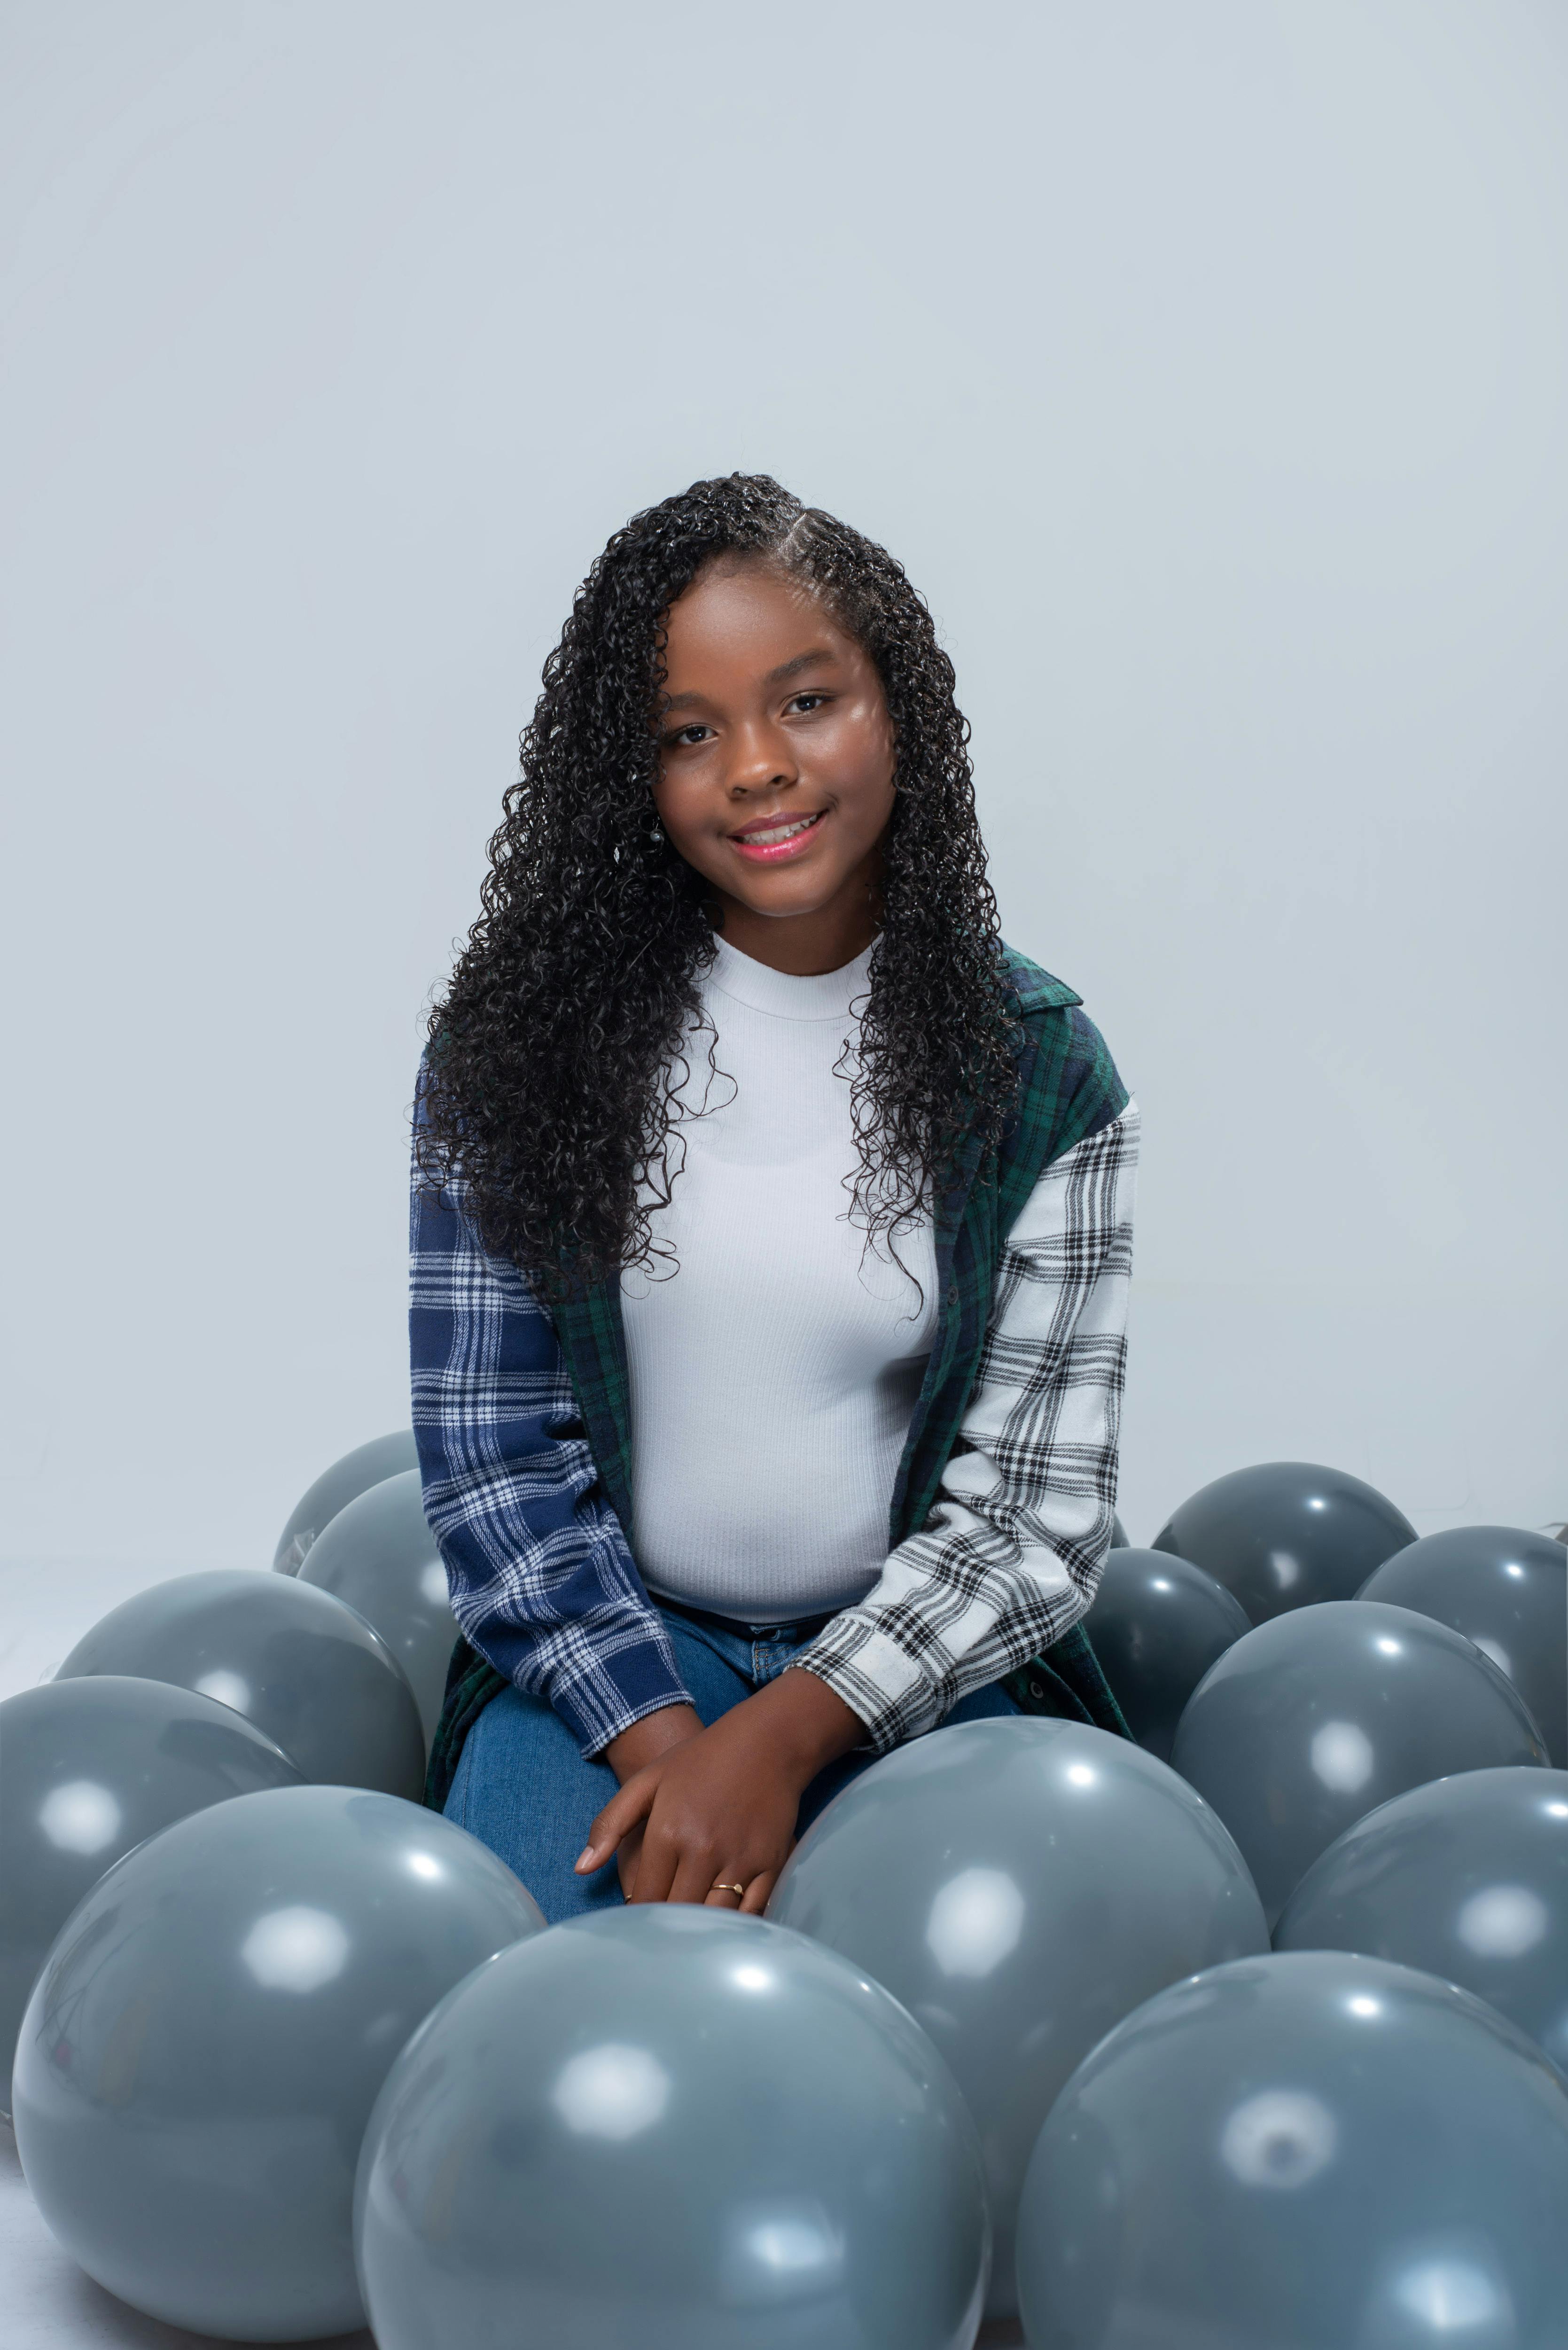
xmin=652 ymin=558 xmax=896 ymax=973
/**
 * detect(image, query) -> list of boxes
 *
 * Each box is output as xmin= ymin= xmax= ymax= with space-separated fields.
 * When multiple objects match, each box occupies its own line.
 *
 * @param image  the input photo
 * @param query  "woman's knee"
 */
xmin=446 ymin=1688 xmax=622 ymax=1919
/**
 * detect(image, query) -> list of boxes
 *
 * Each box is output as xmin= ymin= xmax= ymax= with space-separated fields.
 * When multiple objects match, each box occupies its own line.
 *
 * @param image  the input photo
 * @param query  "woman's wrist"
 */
xmin=749 ymin=1664 xmax=865 ymax=1789
xmin=604 ymin=1701 xmax=704 ymax=1786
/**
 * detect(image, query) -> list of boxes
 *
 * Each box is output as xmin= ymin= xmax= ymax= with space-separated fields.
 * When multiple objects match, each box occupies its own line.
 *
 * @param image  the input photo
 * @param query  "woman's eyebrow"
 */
xmin=764 ymin=647 xmax=837 ymax=685
xmin=663 ymin=647 xmax=839 ymax=712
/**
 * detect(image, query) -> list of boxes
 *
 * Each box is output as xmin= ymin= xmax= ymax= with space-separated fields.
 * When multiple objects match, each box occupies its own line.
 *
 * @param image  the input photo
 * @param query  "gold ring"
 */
xmin=712 ymin=1881 xmax=746 ymax=1897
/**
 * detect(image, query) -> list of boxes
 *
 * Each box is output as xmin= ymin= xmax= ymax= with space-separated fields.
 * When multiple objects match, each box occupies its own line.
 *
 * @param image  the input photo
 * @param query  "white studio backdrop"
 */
xmin=2 ymin=0 xmax=1564 ymax=1593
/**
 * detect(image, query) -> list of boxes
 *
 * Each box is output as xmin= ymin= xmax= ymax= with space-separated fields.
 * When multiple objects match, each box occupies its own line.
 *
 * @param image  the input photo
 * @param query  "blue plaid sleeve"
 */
xmin=408 ymin=1092 xmax=693 ymax=1758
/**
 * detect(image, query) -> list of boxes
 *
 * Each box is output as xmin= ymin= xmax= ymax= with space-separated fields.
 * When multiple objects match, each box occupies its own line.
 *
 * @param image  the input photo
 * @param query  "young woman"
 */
xmin=412 ymin=473 xmax=1137 ymax=1924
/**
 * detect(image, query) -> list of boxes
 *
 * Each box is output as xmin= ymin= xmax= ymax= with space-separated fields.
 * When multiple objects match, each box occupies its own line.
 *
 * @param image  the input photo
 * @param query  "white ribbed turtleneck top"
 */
xmin=620 ymin=932 xmax=939 ymax=1622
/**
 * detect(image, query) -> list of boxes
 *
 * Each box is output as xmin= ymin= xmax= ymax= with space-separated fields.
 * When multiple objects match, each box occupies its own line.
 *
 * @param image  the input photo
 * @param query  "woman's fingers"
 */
xmin=622 ymin=1811 xmax=678 ymax=1904
xmin=701 ymin=1870 xmax=775 ymax=1912
xmin=615 ymin=1825 xmax=645 ymax=1902
xmin=601 ymin=1696 xmax=812 ymax=1904
xmin=629 ymin=1829 xmax=722 ymax=1908
xmin=668 ymin=1845 xmax=732 ymax=1908
xmin=576 ymin=1775 xmax=655 ymax=1874
xmin=627 ymin=1821 xmax=747 ymax=1909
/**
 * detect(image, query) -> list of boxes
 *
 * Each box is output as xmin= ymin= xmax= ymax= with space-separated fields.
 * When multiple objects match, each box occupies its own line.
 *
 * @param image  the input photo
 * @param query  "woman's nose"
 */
xmin=724 ymin=718 xmax=798 ymax=795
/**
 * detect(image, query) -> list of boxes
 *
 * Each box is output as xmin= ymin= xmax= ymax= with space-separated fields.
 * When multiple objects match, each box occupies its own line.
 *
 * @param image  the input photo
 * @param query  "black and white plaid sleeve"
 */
xmin=796 ymin=1101 xmax=1139 ymax=1753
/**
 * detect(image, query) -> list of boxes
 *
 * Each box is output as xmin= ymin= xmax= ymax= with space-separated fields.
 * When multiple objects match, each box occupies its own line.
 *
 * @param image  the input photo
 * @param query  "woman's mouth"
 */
xmin=727 ymin=808 xmax=827 ymax=863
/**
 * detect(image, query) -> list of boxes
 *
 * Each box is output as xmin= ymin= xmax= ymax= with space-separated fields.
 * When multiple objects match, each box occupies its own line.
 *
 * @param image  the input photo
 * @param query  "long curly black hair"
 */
xmin=416 ymin=473 xmax=1020 ymax=1294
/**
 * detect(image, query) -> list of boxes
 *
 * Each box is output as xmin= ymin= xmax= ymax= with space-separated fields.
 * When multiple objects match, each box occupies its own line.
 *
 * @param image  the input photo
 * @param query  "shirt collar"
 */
xmin=702 ymin=932 xmax=876 ymax=1024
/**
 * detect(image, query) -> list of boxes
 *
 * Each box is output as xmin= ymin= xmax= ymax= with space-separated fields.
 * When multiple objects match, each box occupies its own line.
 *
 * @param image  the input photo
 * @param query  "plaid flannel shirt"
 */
xmin=797 ymin=1097 xmax=1137 ymax=1747
xmin=411 ymin=947 xmax=1135 ymax=1766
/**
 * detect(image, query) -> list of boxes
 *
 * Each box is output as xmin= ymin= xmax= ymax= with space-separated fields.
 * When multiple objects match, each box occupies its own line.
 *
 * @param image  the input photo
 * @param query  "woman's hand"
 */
xmin=600 ymin=1703 xmax=704 ymax=1900
xmin=580 ymin=1669 xmax=864 ymax=1912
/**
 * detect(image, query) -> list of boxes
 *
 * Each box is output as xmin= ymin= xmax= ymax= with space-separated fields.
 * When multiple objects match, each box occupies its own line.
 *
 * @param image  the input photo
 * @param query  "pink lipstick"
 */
xmin=727 ymin=809 xmax=827 ymax=863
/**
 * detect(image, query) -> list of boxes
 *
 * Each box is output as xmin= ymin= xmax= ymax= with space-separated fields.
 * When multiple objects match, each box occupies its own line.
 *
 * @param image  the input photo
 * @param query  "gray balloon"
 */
xmin=0 ymin=1675 xmax=304 ymax=2122
xmin=1171 ymin=1600 xmax=1550 ymax=1928
xmin=1358 ymin=1527 xmax=1568 ymax=1767
xmin=299 ymin=1470 xmax=456 ymax=1749
xmin=1275 ymin=1767 xmax=1568 ymax=2078
xmin=1016 ymin=1950 xmax=1568 ymax=2350
xmin=55 ymin=1569 xmax=426 ymax=1799
xmin=766 ymin=1716 xmax=1267 ymax=2319
xmin=1085 ymin=1546 xmax=1251 ymax=1761
xmin=1110 ymin=1512 xmax=1129 ymax=1548
xmin=273 ymin=1430 xmax=419 ymax=1573
xmin=354 ymin=1904 xmax=988 ymax=2350
xmin=1154 ymin=1458 xmax=1417 ymax=1622
xmin=11 ymin=1783 xmax=544 ymax=2341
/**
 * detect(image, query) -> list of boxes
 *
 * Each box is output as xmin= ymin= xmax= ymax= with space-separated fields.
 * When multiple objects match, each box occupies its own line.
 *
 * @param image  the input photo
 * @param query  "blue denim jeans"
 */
xmin=445 ymin=1597 xmax=1020 ymax=1923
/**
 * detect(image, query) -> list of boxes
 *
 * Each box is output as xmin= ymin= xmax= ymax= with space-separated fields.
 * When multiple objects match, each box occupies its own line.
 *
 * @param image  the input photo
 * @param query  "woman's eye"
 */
xmin=666 ymin=724 xmax=711 ymax=748
xmin=788 ymin=693 xmax=828 ymax=714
